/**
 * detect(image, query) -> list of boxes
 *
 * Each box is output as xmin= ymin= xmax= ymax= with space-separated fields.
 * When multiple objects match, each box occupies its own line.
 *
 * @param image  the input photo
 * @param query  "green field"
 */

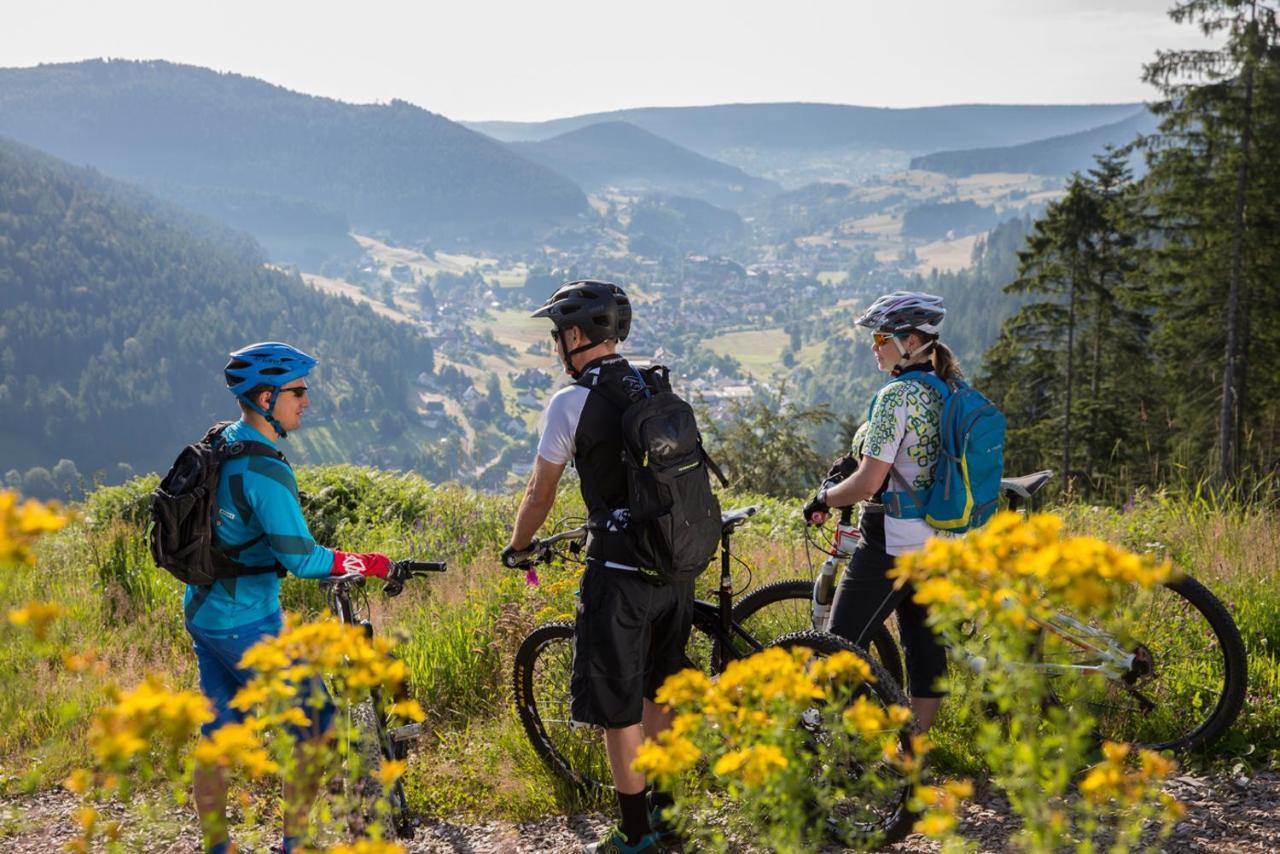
xmin=704 ymin=327 xmax=788 ymax=373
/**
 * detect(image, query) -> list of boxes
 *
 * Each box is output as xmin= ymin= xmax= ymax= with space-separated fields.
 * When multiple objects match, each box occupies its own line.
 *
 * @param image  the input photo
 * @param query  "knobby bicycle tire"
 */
xmin=1045 ymin=573 xmax=1248 ymax=753
xmin=734 ymin=579 xmax=907 ymax=690
xmin=339 ymin=683 xmax=416 ymax=838
xmin=513 ymin=621 xmax=614 ymax=796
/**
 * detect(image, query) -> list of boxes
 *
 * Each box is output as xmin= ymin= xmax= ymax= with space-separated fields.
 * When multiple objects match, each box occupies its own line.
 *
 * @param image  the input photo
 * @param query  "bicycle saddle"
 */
xmin=1000 ymin=470 xmax=1054 ymax=499
xmin=721 ymin=505 xmax=758 ymax=534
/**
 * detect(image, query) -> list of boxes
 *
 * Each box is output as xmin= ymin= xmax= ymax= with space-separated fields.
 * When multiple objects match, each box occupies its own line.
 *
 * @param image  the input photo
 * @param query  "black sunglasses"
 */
xmin=280 ymin=386 xmax=310 ymax=398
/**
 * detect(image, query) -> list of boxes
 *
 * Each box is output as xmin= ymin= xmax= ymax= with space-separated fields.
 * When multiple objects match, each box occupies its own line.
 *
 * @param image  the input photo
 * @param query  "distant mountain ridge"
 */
xmin=909 ymin=110 xmax=1158 ymax=176
xmin=0 ymin=60 xmax=589 ymax=255
xmin=508 ymin=121 xmax=779 ymax=208
xmin=469 ymin=102 xmax=1145 ymax=151
xmin=468 ymin=102 xmax=1145 ymax=185
xmin=0 ymin=134 xmax=434 ymax=477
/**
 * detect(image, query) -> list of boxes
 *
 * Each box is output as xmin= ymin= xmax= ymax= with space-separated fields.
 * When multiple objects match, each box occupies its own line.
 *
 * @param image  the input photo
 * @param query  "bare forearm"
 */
xmin=510 ymin=484 xmax=555 ymax=549
xmin=509 ymin=456 xmax=566 ymax=549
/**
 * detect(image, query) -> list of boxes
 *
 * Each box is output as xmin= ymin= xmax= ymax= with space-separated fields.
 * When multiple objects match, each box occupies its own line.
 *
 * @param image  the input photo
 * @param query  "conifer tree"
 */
xmin=1142 ymin=0 xmax=1280 ymax=483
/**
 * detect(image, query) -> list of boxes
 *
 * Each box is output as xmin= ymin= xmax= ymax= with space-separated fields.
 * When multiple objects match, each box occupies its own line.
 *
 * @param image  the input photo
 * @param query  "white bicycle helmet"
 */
xmin=855 ymin=291 xmax=946 ymax=336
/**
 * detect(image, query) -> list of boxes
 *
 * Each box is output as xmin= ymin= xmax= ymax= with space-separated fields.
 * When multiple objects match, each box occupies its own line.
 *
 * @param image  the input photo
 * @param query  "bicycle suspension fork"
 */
xmin=713 ymin=528 xmax=734 ymax=671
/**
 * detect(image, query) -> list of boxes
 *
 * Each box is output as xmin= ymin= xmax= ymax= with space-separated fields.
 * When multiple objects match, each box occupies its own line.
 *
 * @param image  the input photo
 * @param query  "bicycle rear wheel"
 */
xmin=769 ymin=630 xmax=918 ymax=848
xmin=1042 ymin=574 xmax=1247 ymax=753
xmin=513 ymin=621 xmax=612 ymax=796
xmin=734 ymin=579 xmax=907 ymax=691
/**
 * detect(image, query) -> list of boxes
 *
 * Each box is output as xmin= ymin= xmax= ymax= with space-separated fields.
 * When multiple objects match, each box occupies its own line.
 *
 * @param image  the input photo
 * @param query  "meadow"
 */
xmin=2 ymin=467 xmax=1277 ymax=843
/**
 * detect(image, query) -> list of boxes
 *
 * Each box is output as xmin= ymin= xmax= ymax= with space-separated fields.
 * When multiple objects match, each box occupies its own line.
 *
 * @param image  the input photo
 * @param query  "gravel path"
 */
xmin=3 ymin=772 xmax=1277 ymax=852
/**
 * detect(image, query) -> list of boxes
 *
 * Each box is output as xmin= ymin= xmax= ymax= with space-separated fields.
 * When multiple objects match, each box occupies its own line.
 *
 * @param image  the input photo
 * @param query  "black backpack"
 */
xmin=583 ymin=365 xmax=727 ymax=584
xmin=148 ymin=422 xmax=287 ymax=587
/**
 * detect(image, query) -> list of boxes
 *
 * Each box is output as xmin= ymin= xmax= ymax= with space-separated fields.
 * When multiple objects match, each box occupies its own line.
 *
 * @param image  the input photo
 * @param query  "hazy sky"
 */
xmin=5 ymin=0 xmax=1213 ymax=122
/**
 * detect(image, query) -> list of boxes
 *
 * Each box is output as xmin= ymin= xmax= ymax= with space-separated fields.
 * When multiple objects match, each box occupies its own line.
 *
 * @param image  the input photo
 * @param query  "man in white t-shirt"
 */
xmin=501 ymin=281 xmax=686 ymax=854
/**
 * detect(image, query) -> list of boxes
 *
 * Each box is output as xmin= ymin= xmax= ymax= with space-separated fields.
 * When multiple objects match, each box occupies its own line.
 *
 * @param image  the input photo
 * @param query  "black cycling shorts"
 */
xmin=570 ymin=564 xmax=695 ymax=728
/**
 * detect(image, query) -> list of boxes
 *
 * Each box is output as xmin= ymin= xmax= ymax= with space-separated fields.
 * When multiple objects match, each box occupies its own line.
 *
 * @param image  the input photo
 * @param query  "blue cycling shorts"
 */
xmin=187 ymin=610 xmax=335 ymax=739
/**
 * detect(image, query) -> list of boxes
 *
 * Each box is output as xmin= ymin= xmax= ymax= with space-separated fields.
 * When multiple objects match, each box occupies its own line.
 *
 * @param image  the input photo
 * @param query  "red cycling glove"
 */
xmin=330 ymin=550 xmax=392 ymax=579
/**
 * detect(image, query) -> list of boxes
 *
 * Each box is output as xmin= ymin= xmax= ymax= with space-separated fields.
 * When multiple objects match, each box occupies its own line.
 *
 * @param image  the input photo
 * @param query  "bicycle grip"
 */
xmin=399 ymin=560 xmax=447 ymax=574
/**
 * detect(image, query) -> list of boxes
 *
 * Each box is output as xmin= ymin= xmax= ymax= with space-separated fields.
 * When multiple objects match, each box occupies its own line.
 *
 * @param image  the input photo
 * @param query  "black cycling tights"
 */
xmin=826 ymin=538 xmax=948 ymax=699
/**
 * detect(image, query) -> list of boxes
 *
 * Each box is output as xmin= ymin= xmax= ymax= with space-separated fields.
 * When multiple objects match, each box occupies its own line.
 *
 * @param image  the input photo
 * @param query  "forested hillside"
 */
xmin=509 ymin=121 xmax=778 ymax=208
xmin=0 ymin=136 xmax=435 ymax=485
xmin=0 ymin=60 xmax=589 ymax=255
xmin=910 ymin=110 xmax=1156 ymax=177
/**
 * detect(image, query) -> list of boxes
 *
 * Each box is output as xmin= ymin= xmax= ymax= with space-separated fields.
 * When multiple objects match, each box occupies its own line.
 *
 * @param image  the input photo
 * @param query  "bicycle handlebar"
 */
xmin=394 ymin=559 xmax=447 ymax=575
xmin=503 ymin=527 xmax=587 ymax=569
xmin=321 ymin=558 xmax=447 ymax=597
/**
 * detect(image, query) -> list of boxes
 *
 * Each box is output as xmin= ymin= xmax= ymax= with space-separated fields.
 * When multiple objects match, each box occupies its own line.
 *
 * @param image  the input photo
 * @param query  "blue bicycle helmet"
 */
xmin=224 ymin=342 xmax=317 ymax=437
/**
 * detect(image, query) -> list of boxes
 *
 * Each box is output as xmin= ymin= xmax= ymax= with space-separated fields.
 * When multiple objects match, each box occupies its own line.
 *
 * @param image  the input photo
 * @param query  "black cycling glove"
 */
xmin=802 ymin=492 xmax=830 ymax=525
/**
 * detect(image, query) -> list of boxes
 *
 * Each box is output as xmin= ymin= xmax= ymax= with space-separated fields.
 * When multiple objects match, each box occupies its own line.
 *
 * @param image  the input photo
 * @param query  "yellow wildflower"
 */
xmin=843 ymin=695 xmax=890 ymax=737
xmin=809 ymin=649 xmax=875 ymax=686
xmin=7 ymin=600 xmax=65 ymax=640
xmin=193 ymin=721 xmax=279 ymax=777
xmin=386 ymin=699 xmax=426 ymax=722
xmin=323 ymin=841 xmax=408 ymax=854
xmin=374 ymin=760 xmax=407 ymax=787
xmin=655 ymin=668 xmax=713 ymax=707
xmin=74 ymin=806 xmax=98 ymax=832
xmin=713 ymin=744 xmax=788 ymax=787
xmin=633 ymin=732 xmax=701 ymax=786
xmin=914 ymin=811 xmax=957 ymax=837
xmin=63 ymin=768 xmax=92 ymax=795
xmin=0 ymin=491 xmax=70 ymax=566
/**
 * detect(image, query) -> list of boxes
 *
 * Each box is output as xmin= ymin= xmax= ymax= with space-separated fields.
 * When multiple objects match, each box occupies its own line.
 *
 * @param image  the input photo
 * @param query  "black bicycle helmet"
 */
xmin=531 ymin=280 xmax=631 ymax=344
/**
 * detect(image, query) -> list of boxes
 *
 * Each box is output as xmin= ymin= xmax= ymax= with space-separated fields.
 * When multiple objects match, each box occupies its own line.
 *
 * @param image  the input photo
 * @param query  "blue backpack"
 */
xmin=876 ymin=372 xmax=1006 ymax=533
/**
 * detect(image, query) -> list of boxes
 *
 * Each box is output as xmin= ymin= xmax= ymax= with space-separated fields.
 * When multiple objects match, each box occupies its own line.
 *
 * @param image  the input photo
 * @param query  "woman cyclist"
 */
xmin=802 ymin=291 xmax=962 ymax=730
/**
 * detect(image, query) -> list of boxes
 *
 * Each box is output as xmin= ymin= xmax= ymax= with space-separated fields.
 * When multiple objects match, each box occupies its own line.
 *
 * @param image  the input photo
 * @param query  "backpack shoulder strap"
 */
xmin=222 ymin=439 xmax=288 ymax=466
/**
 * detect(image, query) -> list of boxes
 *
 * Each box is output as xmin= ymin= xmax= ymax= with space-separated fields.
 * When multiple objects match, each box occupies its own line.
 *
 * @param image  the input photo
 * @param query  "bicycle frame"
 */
xmin=535 ymin=511 xmax=767 ymax=674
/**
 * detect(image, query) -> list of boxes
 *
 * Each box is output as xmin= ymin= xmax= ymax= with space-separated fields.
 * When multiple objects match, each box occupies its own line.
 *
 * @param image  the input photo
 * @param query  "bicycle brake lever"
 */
xmin=383 ymin=579 xmax=406 ymax=597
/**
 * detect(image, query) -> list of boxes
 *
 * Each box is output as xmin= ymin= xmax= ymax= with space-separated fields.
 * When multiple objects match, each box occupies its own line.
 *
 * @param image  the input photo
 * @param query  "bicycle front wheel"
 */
xmin=513 ymin=621 xmax=612 ymax=796
xmin=734 ymin=579 xmax=907 ymax=691
xmin=340 ymin=692 xmax=415 ymax=839
xmin=1044 ymin=574 xmax=1247 ymax=753
xmin=768 ymin=630 xmax=919 ymax=849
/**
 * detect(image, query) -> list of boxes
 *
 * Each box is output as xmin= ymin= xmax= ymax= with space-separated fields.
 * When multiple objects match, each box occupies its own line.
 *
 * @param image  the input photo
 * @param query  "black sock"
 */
xmin=618 ymin=789 xmax=651 ymax=842
xmin=649 ymin=786 xmax=674 ymax=816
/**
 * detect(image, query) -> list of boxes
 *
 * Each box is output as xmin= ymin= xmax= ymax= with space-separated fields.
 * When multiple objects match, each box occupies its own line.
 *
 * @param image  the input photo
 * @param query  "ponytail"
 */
xmin=931 ymin=341 xmax=964 ymax=382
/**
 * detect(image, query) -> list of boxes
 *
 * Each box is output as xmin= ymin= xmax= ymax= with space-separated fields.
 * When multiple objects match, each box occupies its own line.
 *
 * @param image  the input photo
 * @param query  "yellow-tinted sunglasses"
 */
xmin=872 ymin=331 xmax=906 ymax=346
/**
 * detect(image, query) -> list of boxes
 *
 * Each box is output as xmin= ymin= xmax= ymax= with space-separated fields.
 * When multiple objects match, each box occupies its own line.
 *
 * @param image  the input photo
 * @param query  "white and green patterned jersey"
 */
xmin=853 ymin=370 xmax=944 ymax=556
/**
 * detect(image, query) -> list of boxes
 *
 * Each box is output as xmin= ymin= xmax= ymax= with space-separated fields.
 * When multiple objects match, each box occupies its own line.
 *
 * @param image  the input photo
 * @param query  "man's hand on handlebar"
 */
xmin=501 ymin=541 xmax=544 ymax=569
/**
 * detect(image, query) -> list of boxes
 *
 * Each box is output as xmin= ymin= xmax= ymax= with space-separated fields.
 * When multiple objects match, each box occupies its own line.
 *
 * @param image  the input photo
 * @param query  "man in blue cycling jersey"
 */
xmin=189 ymin=342 xmax=393 ymax=854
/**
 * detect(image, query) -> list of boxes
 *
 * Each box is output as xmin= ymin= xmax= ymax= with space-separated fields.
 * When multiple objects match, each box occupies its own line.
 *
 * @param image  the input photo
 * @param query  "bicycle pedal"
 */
xmin=388 ymin=723 xmax=424 ymax=743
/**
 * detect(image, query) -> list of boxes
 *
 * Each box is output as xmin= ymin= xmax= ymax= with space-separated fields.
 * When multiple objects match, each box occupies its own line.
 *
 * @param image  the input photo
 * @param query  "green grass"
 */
xmin=2 ymin=471 xmax=1277 ymax=825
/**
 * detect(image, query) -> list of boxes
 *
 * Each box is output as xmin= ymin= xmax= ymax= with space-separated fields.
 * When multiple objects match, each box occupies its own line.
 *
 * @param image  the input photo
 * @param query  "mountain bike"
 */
xmin=320 ymin=558 xmax=446 ymax=839
xmin=511 ymin=507 xmax=919 ymax=847
xmin=744 ymin=471 xmax=1248 ymax=754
